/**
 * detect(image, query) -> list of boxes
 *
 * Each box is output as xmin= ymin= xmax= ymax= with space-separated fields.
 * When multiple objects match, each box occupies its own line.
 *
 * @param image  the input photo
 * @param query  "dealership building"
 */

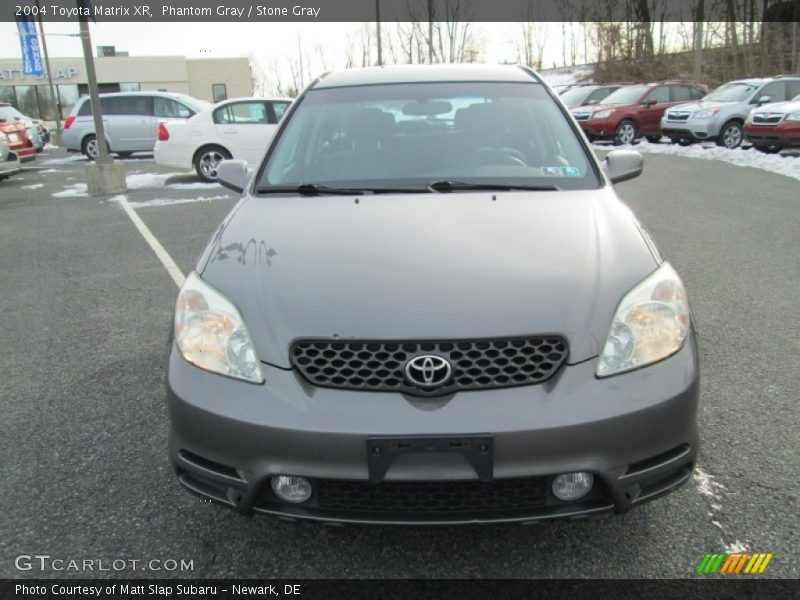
xmin=0 ymin=51 xmax=253 ymax=121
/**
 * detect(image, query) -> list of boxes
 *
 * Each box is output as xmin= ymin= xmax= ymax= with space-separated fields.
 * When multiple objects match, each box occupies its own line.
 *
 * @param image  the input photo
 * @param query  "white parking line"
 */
xmin=113 ymin=194 xmax=185 ymax=288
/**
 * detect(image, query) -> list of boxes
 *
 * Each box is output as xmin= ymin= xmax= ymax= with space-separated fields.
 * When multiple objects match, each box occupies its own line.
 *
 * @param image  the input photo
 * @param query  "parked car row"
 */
xmin=0 ymin=102 xmax=49 ymax=153
xmin=59 ymin=90 xmax=293 ymax=182
xmin=566 ymin=75 xmax=800 ymax=152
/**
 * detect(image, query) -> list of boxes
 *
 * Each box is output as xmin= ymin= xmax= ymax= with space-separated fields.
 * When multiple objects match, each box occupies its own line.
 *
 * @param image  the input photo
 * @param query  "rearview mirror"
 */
xmin=216 ymin=159 xmax=251 ymax=193
xmin=603 ymin=150 xmax=643 ymax=184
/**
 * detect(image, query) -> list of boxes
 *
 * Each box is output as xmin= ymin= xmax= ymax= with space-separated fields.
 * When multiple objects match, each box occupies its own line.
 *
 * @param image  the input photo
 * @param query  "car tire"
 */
xmin=82 ymin=135 xmax=100 ymax=160
xmin=614 ymin=119 xmax=638 ymax=145
xmin=716 ymin=121 xmax=743 ymax=149
xmin=194 ymin=145 xmax=231 ymax=182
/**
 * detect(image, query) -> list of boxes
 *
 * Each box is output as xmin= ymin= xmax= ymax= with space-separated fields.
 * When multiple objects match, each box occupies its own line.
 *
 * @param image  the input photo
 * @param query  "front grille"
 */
xmin=314 ymin=477 xmax=549 ymax=514
xmin=291 ymin=336 xmax=569 ymax=396
xmin=752 ymin=113 xmax=782 ymax=125
xmin=666 ymin=111 xmax=691 ymax=122
xmin=572 ymin=112 xmax=591 ymax=121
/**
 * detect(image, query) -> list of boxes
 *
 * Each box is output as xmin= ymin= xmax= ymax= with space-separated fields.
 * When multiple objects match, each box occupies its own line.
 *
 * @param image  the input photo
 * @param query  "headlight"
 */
xmin=174 ymin=272 xmax=264 ymax=383
xmin=597 ymin=262 xmax=690 ymax=377
xmin=786 ymin=112 xmax=800 ymax=122
xmin=592 ymin=109 xmax=615 ymax=119
xmin=693 ymin=109 xmax=718 ymax=119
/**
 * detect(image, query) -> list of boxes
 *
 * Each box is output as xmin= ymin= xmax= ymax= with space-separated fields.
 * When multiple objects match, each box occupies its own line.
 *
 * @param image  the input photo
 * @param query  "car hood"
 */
xmin=198 ymin=189 xmax=658 ymax=368
xmin=667 ymin=101 xmax=731 ymax=112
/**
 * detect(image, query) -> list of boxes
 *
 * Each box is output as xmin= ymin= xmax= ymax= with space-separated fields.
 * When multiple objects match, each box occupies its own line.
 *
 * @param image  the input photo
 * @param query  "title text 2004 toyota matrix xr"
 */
xmin=166 ymin=64 xmax=699 ymax=525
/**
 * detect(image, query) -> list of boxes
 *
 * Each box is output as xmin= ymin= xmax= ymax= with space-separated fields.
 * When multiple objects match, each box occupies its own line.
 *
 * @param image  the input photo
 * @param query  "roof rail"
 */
xmin=774 ymin=74 xmax=800 ymax=79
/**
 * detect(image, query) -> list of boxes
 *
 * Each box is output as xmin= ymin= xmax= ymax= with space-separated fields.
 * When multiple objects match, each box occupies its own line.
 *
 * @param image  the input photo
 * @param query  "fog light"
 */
xmin=552 ymin=472 xmax=594 ymax=501
xmin=271 ymin=475 xmax=312 ymax=503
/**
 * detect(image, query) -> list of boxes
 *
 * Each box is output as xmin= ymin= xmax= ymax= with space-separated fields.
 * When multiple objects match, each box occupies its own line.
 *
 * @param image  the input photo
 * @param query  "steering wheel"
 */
xmin=472 ymin=147 xmax=528 ymax=167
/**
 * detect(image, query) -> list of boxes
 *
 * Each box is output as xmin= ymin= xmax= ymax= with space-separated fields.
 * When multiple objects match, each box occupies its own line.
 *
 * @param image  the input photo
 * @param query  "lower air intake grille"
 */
xmin=314 ymin=477 xmax=550 ymax=514
xmin=291 ymin=336 xmax=568 ymax=396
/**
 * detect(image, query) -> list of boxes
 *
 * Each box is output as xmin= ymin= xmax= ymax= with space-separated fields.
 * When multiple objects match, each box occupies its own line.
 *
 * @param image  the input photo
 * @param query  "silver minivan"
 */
xmin=62 ymin=91 xmax=210 ymax=159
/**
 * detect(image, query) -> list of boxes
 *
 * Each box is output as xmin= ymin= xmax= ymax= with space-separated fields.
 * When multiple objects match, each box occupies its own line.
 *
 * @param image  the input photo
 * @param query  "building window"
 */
xmin=119 ymin=82 xmax=140 ymax=92
xmin=15 ymin=85 xmax=40 ymax=118
xmin=0 ymin=86 xmax=16 ymax=107
xmin=212 ymin=83 xmax=227 ymax=103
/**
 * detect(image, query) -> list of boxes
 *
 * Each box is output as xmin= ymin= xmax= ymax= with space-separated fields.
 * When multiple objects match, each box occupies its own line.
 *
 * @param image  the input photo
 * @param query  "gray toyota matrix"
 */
xmin=167 ymin=65 xmax=699 ymax=524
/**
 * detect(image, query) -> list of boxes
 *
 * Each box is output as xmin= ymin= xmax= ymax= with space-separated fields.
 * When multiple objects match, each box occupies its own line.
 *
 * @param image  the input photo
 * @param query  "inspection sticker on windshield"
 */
xmin=543 ymin=166 xmax=581 ymax=177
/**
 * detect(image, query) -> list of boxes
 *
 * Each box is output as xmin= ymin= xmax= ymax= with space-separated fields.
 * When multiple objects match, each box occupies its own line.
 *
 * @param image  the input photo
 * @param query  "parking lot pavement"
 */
xmin=1 ymin=149 xmax=798 ymax=578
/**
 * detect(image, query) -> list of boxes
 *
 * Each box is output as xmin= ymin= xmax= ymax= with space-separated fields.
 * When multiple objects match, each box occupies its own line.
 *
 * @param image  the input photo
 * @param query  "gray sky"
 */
xmin=0 ymin=21 xmax=578 ymax=82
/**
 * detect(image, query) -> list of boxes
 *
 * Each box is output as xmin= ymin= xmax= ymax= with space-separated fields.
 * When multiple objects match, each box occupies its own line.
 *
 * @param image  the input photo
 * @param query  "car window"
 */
xmin=670 ymin=86 xmax=694 ymax=102
xmin=689 ymin=87 xmax=705 ymax=100
xmin=260 ymin=81 xmax=600 ymax=191
xmin=787 ymin=80 xmax=800 ymax=100
xmin=271 ymin=101 xmax=291 ymax=121
xmin=559 ymin=87 xmax=594 ymax=106
xmin=598 ymin=85 xmax=648 ymax=105
xmin=756 ymin=81 xmax=787 ymax=103
xmin=587 ymin=87 xmax=615 ymax=103
xmin=646 ymin=86 xmax=670 ymax=104
xmin=214 ymin=102 xmax=269 ymax=125
xmin=99 ymin=96 xmax=150 ymax=116
xmin=705 ymin=82 xmax=759 ymax=102
xmin=154 ymin=97 xmax=194 ymax=119
xmin=77 ymin=100 xmax=92 ymax=116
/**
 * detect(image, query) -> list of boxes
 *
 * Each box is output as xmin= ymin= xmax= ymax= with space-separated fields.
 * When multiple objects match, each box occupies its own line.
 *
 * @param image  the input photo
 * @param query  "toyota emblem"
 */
xmin=404 ymin=355 xmax=452 ymax=389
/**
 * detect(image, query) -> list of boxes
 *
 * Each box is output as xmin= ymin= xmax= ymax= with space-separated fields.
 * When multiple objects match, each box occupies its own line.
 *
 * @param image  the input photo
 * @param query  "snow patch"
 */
xmin=598 ymin=140 xmax=800 ymax=182
xmin=694 ymin=466 xmax=726 ymax=501
xmin=539 ymin=65 xmax=594 ymax=87
xmin=167 ymin=182 xmax=222 ymax=190
xmin=21 ymin=183 xmax=44 ymax=190
xmin=725 ymin=540 xmax=751 ymax=554
xmin=39 ymin=168 xmax=64 ymax=174
xmin=52 ymin=183 xmax=88 ymax=198
xmin=125 ymin=172 xmax=183 ymax=189
xmin=41 ymin=155 xmax=85 ymax=165
xmin=121 ymin=194 xmax=231 ymax=208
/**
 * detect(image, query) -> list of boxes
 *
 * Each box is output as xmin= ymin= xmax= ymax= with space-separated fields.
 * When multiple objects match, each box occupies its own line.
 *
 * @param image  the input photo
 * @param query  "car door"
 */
xmin=152 ymin=96 xmax=196 ymax=143
xmin=213 ymin=101 xmax=271 ymax=166
xmin=102 ymin=95 xmax=153 ymax=152
xmin=639 ymin=86 xmax=671 ymax=133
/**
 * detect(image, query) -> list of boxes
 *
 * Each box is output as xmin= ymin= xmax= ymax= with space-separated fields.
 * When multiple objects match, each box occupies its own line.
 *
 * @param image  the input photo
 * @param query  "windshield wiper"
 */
xmin=255 ymin=183 xmax=430 ymax=196
xmin=428 ymin=180 xmax=559 ymax=193
xmin=256 ymin=184 xmax=367 ymax=196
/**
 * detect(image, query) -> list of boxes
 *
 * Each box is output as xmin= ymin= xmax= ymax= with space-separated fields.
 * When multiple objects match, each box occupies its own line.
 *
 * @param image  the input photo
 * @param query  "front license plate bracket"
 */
xmin=366 ymin=435 xmax=493 ymax=484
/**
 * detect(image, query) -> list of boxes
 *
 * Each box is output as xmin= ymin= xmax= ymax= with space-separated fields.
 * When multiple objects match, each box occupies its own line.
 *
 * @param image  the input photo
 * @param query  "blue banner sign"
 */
xmin=15 ymin=14 xmax=44 ymax=77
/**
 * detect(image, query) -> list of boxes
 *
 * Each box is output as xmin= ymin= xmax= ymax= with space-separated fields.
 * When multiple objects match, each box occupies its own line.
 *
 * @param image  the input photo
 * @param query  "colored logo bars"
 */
xmin=697 ymin=552 xmax=773 ymax=575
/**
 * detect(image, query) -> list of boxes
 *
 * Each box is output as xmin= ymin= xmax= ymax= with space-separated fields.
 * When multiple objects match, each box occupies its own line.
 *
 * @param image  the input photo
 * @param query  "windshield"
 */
xmin=704 ymin=83 xmax=758 ymax=102
xmin=599 ymin=85 xmax=648 ymax=105
xmin=559 ymin=86 xmax=595 ymax=105
xmin=259 ymin=81 xmax=599 ymax=191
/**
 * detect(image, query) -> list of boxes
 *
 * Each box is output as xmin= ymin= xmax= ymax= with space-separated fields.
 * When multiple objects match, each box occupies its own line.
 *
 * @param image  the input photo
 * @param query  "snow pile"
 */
xmin=125 ymin=172 xmax=183 ymax=189
xmin=52 ymin=183 xmax=88 ymax=198
xmin=599 ymin=140 xmax=800 ymax=182
xmin=21 ymin=183 xmax=44 ymax=190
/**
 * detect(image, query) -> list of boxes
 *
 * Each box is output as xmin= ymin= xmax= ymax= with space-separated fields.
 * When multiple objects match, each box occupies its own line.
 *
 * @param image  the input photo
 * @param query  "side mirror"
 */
xmin=216 ymin=159 xmax=251 ymax=193
xmin=643 ymin=98 xmax=657 ymax=107
xmin=756 ymin=95 xmax=772 ymax=106
xmin=586 ymin=99 xmax=598 ymax=105
xmin=603 ymin=149 xmax=643 ymax=184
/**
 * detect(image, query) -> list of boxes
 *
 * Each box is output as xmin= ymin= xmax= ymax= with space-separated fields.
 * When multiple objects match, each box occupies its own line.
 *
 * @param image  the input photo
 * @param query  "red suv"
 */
xmin=0 ymin=120 xmax=35 ymax=162
xmin=571 ymin=81 xmax=707 ymax=144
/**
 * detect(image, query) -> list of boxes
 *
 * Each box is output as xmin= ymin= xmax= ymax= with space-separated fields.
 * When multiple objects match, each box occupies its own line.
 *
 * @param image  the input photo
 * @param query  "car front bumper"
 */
xmin=745 ymin=123 xmax=800 ymax=147
xmin=660 ymin=117 xmax=722 ymax=141
xmin=577 ymin=117 xmax=621 ymax=139
xmin=167 ymin=333 xmax=700 ymax=525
